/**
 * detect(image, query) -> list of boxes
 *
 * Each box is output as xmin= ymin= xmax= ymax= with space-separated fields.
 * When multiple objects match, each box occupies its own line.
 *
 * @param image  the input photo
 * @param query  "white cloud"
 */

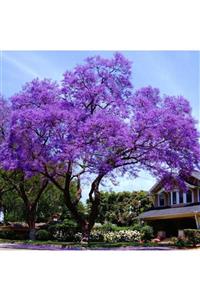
xmin=3 ymin=52 xmax=40 ymax=78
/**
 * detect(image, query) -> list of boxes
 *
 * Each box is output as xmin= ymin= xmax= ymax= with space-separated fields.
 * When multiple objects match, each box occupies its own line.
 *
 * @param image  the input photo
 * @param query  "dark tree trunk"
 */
xmin=27 ymin=208 xmax=36 ymax=240
xmin=46 ymin=169 xmax=104 ymax=244
xmin=88 ymin=174 xmax=104 ymax=231
xmin=63 ymin=173 xmax=104 ymax=243
xmin=63 ymin=189 xmax=90 ymax=242
xmin=81 ymin=222 xmax=90 ymax=243
xmin=19 ymin=178 xmax=48 ymax=240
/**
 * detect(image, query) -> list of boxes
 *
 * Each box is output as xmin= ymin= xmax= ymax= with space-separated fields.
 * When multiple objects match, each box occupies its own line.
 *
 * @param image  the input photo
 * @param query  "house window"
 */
xmin=158 ymin=193 xmax=165 ymax=206
xmin=172 ymin=191 xmax=177 ymax=205
xmin=186 ymin=190 xmax=192 ymax=203
xmin=179 ymin=192 xmax=184 ymax=204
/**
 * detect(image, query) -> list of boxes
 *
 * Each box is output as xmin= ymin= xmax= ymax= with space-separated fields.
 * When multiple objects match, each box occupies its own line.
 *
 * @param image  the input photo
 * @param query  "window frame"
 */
xmin=158 ymin=192 xmax=165 ymax=207
xmin=186 ymin=189 xmax=194 ymax=204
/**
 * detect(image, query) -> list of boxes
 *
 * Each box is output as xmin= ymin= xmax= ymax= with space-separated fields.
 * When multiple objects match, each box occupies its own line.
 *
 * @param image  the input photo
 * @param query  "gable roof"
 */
xmin=139 ymin=204 xmax=200 ymax=220
xmin=191 ymin=171 xmax=200 ymax=180
xmin=150 ymin=171 xmax=200 ymax=194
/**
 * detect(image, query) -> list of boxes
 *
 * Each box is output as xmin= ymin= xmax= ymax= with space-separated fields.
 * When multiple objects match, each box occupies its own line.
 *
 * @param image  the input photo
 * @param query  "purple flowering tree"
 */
xmin=0 ymin=94 xmax=49 ymax=238
xmin=1 ymin=53 xmax=199 ymax=241
xmin=0 ymin=96 xmax=12 ymax=206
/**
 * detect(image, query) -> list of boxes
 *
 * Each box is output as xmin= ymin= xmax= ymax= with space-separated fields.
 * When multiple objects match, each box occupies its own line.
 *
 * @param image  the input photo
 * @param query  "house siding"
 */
xmin=154 ymin=188 xmax=200 ymax=208
xmin=193 ymin=189 xmax=198 ymax=203
xmin=138 ymin=172 xmax=200 ymax=237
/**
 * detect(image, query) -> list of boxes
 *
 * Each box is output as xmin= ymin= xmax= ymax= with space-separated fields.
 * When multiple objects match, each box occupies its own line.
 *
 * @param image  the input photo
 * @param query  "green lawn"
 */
xmin=0 ymin=238 xmax=173 ymax=249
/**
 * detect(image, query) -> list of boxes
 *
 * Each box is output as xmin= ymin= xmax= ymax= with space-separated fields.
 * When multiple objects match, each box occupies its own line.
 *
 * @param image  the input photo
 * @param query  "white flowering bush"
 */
xmin=90 ymin=230 xmax=104 ymax=242
xmin=74 ymin=229 xmax=142 ymax=243
xmin=103 ymin=230 xmax=141 ymax=243
xmin=74 ymin=232 xmax=83 ymax=242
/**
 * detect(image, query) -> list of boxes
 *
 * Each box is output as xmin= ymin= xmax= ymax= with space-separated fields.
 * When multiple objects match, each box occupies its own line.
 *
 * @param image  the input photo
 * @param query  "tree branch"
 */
xmin=88 ymin=173 xmax=104 ymax=230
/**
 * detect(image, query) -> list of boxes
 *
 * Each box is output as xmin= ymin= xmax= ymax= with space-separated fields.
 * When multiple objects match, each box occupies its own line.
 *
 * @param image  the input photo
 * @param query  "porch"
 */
xmin=138 ymin=204 xmax=200 ymax=237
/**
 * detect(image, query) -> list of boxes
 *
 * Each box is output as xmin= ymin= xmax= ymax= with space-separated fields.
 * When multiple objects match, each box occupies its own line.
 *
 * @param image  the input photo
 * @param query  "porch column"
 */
xmin=176 ymin=191 xmax=180 ymax=204
xmin=194 ymin=214 xmax=200 ymax=229
xmin=183 ymin=193 xmax=187 ymax=204
xmin=170 ymin=192 xmax=172 ymax=206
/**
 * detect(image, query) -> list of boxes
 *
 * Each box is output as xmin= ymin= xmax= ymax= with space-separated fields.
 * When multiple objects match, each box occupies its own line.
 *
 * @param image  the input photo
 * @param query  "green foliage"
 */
xmin=36 ymin=180 xmax=86 ymax=222
xmin=0 ymin=231 xmax=7 ymax=239
xmin=0 ymin=230 xmax=26 ymax=240
xmin=184 ymin=229 xmax=200 ymax=247
xmin=91 ymin=191 xmax=153 ymax=226
xmin=0 ymin=182 xmax=26 ymax=222
xmin=96 ymin=223 xmax=118 ymax=232
xmin=129 ymin=223 xmax=154 ymax=242
xmin=35 ymin=229 xmax=50 ymax=241
xmin=140 ymin=225 xmax=154 ymax=242
xmin=131 ymin=223 xmax=144 ymax=232
xmin=36 ymin=184 xmax=63 ymax=222
xmin=0 ymin=170 xmax=85 ymax=226
xmin=48 ymin=218 xmax=80 ymax=242
xmin=172 ymin=237 xmax=188 ymax=248
xmin=89 ymin=230 xmax=104 ymax=242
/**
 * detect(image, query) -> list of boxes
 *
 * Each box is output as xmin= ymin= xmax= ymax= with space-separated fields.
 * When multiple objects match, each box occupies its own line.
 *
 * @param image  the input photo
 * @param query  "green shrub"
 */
xmin=172 ymin=237 xmax=188 ymax=248
xmin=95 ymin=223 xmax=131 ymax=232
xmin=74 ymin=232 xmax=83 ymax=242
xmin=0 ymin=230 xmax=23 ymax=240
xmin=48 ymin=219 xmax=80 ymax=242
xmin=36 ymin=229 xmax=50 ymax=241
xmin=89 ymin=230 xmax=104 ymax=242
xmin=184 ymin=229 xmax=200 ymax=247
xmin=0 ymin=231 xmax=7 ymax=239
xmin=98 ymin=223 xmax=119 ymax=232
xmin=141 ymin=225 xmax=154 ymax=242
xmin=131 ymin=223 xmax=143 ymax=232
xmin=129 ymin=223 xmax=154 ymax=242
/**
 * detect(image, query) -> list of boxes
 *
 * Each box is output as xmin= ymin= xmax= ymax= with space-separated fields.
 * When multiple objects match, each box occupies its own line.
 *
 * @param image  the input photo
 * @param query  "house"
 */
xmin=138 ymin=171 xmax=200 ymax=238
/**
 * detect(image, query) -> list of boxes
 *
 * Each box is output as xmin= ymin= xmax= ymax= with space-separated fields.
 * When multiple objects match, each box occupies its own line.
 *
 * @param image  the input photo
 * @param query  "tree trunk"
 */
xmin=63 ymin=191 xmax=90 ymax=243
xmin=88 ymin=174 xmax=104 ymax=232
xmin=81 ymin=222 xmax=90 ymax=243
xmin=61 ymin=172 xmax=104 ymax=244
xmin=27 ymin=209 xmax=36 ymax=240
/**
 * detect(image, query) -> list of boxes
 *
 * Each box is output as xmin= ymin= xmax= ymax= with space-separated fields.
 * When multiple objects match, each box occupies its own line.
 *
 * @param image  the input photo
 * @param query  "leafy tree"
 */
xmin=1 ymin=171 xmax=48 ymax=234
xmin=0 ymin=170 xmax=82 ymax=225
xmin=37 ymin=180 xmax=86 ymax=222
xmin=1 ymin=188 xmax=26 ymax=223
xmin=0 ymin=53 xmax=199 ymax=241
xmin=93 ymin=191 xmax=153 ymax=226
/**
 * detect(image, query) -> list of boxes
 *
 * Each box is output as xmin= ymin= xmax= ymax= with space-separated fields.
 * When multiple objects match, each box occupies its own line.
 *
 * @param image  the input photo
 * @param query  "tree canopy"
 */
xmin=92 ymin=190 xmax=153 ymax=226
xmin=0 ymin=53 xmax=199 ymax=239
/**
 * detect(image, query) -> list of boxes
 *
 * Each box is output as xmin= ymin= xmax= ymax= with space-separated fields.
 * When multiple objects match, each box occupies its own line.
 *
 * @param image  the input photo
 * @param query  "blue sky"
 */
xmin=0 ymin=51 xmax=199 ymax=196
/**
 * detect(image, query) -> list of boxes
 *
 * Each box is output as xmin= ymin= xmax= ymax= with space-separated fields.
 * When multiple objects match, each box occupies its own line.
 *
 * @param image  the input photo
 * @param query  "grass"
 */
xmin=0 ymin=238 xmax=171 ymax=249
